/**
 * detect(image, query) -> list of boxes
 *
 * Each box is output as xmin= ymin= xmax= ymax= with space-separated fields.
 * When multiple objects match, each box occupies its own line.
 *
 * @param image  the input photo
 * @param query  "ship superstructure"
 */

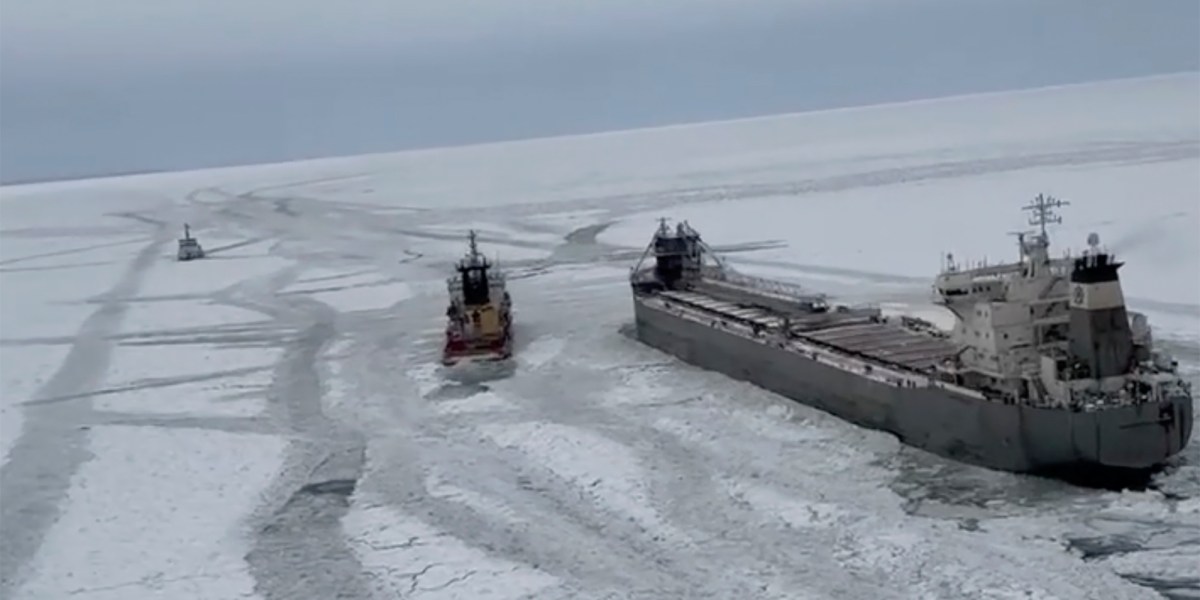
xmin=932 ymin=194 xmax=1189 ymax=414
xmin=628 ymin=200 xmax=1192 ymax=474
xmin=442 ymin=230 xmax=514 ymax=366
xmin=176 ymin=223 xmax=205 ymax=261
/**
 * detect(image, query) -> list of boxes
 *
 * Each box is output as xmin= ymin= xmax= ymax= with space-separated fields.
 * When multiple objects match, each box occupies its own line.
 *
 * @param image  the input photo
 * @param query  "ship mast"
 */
xmin=454 ymin=229 xmax=494 ymax=306
xmin=460 ymin=229 xmax=489 ymax=270
xmin=1018 ymin=193 xmax=1068 ymax=277
xmin=1022 ymin=193 xmax=1068 ymax=244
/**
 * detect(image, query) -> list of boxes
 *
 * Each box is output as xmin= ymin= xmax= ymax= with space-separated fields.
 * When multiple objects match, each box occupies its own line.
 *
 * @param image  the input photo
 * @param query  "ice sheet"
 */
xmin=343 ymin=501 xmax=560 ymax=599
xmin=12 ymin=426 xmax=284 ymax=600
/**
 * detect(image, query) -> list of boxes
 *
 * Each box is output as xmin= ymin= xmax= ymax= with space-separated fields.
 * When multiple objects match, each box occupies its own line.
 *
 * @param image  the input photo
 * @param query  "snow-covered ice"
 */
xmin=280 ymin=269 xmax=414 ymax=313
xmin=344 ymin=502 xmax=562 ymax=600
xmin=1 ymin=72 xmax=1197 ymax=599
xmin=12 ymin=426 xmax=284 ymax=600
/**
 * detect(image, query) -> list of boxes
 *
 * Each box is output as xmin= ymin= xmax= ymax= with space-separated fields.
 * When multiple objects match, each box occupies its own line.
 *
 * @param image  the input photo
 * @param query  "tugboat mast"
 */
xmin=468 ymin=229 xmax=480 ymax=260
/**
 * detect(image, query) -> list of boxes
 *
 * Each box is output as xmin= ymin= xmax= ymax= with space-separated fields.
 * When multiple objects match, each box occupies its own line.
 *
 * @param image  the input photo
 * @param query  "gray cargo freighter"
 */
xmin=628 ymin=195 xmax=1193 ymax=474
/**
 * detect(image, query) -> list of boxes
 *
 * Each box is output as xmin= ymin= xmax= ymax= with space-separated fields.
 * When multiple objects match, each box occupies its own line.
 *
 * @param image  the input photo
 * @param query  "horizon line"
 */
xmin=3 ymin=69 xmax=1196 ymax=192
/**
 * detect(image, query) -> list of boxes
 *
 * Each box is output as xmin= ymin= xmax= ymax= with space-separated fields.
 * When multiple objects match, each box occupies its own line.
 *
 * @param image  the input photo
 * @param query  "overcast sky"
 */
xmin=1 ymin=0 xmax=1197 ymax=183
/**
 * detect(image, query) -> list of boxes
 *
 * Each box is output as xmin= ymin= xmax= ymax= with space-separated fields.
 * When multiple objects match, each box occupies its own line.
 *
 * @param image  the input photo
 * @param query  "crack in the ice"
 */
xmin=0 ymin=261 xmax=115 ymax=273
xmin=0 ymin=236 xmax=152 ymax=266
xmin=419 ymin=569 xmax=477 ymax=593
xmin=63 ymin=569 xmax=242 ymax=596
xmin=20 ymin=365 xmax=273 ymax=407
xmin=409 ymin=564 xmax=449 ymax=595
xmin=92 ymin=412 xmax=274 ymax=435
xmin=275 ymin=277 xmax=402 ymax=297
xmin=0 ymin=323 xmax=287 ymax=348
xmin=632 ymin=396 xmax=705 ymax=409
xmin=362 ymin=536 xmax=424 ymax=551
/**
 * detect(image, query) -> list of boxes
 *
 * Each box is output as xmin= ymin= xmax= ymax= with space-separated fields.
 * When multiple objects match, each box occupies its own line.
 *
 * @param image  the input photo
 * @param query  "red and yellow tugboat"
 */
xmin=442 ymin=230 xmax=514 ymax=366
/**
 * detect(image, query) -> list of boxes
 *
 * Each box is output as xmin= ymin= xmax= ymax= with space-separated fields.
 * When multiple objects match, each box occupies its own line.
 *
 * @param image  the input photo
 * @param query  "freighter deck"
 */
xmin=655 ymin=289 xmax=958 ymax=371
xmin=803 ymin=323 xmax=958 ymax=370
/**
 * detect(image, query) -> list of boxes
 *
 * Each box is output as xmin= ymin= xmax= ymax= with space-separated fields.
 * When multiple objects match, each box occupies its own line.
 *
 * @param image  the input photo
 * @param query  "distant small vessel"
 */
xmin=176 ymin=223 xmax=205 ymax=261
xmin=628 ymin=195 xmax=1192 ymax=474
xmin=442 ymin=230 xmax=514 ymax=366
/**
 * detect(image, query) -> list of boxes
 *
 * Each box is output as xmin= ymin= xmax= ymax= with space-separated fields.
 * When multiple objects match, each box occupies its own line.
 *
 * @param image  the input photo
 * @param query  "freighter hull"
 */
xmin=633 ymin=297 xmax=1193 ymax=473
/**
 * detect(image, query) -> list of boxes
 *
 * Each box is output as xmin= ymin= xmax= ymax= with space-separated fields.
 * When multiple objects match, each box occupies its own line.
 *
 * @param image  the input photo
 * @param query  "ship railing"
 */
xmin=701 ymin=266 xmax=828 ymax=303
xmin=661 ymin=295 xmax=994 ymax=399
xmin=767 ymin=335 xmax=1175 ymax=411
xmin=786 ymin=334 xmax=989 ymax=399
xmin=652 ymin=292 xmax=1038 ymax=404
xmin=1058 ymin=386 xmax=1163 ymax=411
xmin=664 ymin=291 xmax=783 ymax=331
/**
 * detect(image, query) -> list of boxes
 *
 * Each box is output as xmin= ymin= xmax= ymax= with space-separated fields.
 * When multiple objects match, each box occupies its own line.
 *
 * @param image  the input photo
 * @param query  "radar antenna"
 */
xmin=468 ymin=229 xmax=480 ymax=258
xmin=1085 ymin=232 xmax=1102 ymax=258
xmin=1006 ymin=229 xmax=1027 ymax=257
xmin=1021 ymin=193 xmax=1069 ymax=241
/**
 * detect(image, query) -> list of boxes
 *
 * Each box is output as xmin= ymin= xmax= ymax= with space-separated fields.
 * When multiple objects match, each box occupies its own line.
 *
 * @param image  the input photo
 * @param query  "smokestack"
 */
xmin=1067 ymin=240 xmax=1134 ymax=379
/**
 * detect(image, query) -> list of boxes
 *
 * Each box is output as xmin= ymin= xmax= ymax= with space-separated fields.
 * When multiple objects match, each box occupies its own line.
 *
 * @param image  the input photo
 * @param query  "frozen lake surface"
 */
xmin=1 ymin=73 xmax=1198 ymax=599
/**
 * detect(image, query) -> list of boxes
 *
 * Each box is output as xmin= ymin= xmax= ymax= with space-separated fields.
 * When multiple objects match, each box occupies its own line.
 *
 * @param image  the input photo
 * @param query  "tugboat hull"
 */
xmin=442 ymin=332 xmax=514 ymax=367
